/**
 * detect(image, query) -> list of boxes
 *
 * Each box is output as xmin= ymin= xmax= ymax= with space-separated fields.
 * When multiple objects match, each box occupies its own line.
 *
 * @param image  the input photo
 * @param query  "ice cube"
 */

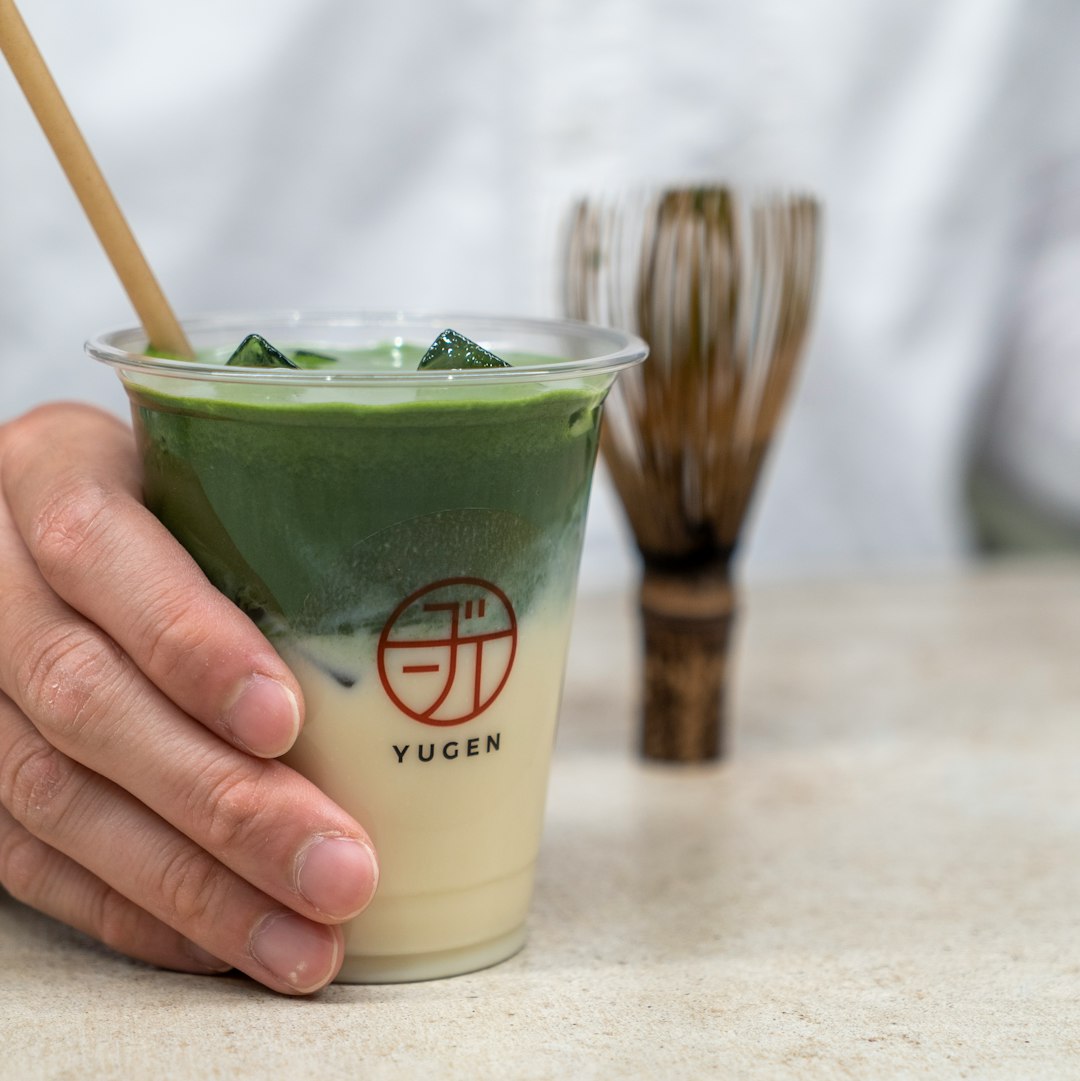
xmin=417 ymin=329 xmax=511 ymax=371
xmin=226 ymin=334 xmax=300 ymax=369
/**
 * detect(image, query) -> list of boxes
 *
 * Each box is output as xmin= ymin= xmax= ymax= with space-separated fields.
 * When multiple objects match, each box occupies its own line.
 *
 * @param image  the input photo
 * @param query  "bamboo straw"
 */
xmin=0 ymin=0 xmax=193 ymax=358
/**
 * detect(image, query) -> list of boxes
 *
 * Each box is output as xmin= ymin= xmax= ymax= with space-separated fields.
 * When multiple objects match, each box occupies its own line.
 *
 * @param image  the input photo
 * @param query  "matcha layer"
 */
xmin=128 ymin=356 xmax=606 ymax=639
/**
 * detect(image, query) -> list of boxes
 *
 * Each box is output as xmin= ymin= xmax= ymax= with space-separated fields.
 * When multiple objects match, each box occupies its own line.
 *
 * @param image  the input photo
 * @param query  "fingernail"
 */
xmin=295 ymin=835 xmax=380 ymax=920
xmin=222 ymin=676 xmax=301 ymax=758
xmin=249 ymin=913 xmax=340 ymax=994
xmin=184 ymin=941 xmax=233 ymax=974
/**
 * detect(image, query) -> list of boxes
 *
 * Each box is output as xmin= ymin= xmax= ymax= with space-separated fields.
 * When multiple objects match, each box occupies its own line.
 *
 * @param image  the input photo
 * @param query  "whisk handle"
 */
xmin=638 ymin=563 xmax=735 ymax=762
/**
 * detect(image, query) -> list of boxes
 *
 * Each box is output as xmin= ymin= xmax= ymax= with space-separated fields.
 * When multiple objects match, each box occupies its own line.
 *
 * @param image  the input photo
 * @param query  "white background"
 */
xmin=2 ymin=0 xmax=1078 ymax=590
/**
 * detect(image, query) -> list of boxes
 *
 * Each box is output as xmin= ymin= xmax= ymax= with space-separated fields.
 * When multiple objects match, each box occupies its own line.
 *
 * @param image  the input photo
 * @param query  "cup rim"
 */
xmin=85 ymin=309 xmax=648 ymax=386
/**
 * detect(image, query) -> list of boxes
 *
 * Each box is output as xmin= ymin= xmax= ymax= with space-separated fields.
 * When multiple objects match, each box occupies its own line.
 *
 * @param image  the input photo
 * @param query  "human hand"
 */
xmin=0 ymin=403 xmax=378 ymax=994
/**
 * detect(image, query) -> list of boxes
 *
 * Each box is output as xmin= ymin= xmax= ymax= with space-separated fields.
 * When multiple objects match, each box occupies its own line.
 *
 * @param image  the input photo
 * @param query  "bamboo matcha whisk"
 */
xmin=564 ymin=186 xmax=821 ymax=762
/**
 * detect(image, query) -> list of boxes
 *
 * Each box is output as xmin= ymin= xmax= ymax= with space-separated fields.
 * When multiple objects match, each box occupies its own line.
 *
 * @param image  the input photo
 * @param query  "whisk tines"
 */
xmin=567 ymin=186 xmax=820 ymax=561
xmin=563 ymin=184 xmax=822 ymax=761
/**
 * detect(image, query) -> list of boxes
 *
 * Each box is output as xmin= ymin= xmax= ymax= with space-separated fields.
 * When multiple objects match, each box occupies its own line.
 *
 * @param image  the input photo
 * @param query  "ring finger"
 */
xmin=0 ymin=691 xmax=343 ymax=994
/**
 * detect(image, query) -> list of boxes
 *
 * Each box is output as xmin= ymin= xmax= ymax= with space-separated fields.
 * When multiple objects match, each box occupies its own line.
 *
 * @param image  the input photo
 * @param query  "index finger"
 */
xmin=0 ymin=403 xmax=302 ymax=759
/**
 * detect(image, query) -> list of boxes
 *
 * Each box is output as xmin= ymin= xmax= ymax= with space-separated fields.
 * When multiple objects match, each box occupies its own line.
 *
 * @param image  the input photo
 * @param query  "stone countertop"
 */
xmin=2 ymin=560 xmax=1078 ymax=1079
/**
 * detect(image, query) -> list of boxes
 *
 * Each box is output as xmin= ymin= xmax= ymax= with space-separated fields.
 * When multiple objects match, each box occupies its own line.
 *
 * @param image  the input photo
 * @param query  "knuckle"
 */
xmin=193 ymin=765 xmax=267 ymax=855
xmin=1 ymin=402 xmax=127 ymax=483
xmin=0 ymin=824 xmax=50 ymax=905
xmin=155 ymin=844 xmax=229 ymax=928
xmin=140 ymin=600 xmax=218 ymax=685
xmin=92 ymin=886 xmax=145 ymax=956
xmin=0 ymin=731 xmax=77 ymax=838
xmin=25 ymin=474 xmax=124 ymax=588
xmin=0 ymin=405 xmax=63 ymax=466
xmin=17 ymin=623 xmax=131 ymax=751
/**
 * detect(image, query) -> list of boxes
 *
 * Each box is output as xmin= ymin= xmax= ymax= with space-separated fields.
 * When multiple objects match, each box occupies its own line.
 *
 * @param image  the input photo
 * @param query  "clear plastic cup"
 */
xmin=88 ymin=311 xmax=646 ymax=982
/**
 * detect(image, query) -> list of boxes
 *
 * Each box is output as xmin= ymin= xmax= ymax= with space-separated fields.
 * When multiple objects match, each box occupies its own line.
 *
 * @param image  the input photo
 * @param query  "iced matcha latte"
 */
xmin=88 ymin=312 xmax=646 ymax=982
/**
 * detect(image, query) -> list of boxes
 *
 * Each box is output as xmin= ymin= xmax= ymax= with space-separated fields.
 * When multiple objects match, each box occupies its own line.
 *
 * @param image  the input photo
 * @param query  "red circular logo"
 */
xmin=377 ymin=577 xmax=518 ymax=726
